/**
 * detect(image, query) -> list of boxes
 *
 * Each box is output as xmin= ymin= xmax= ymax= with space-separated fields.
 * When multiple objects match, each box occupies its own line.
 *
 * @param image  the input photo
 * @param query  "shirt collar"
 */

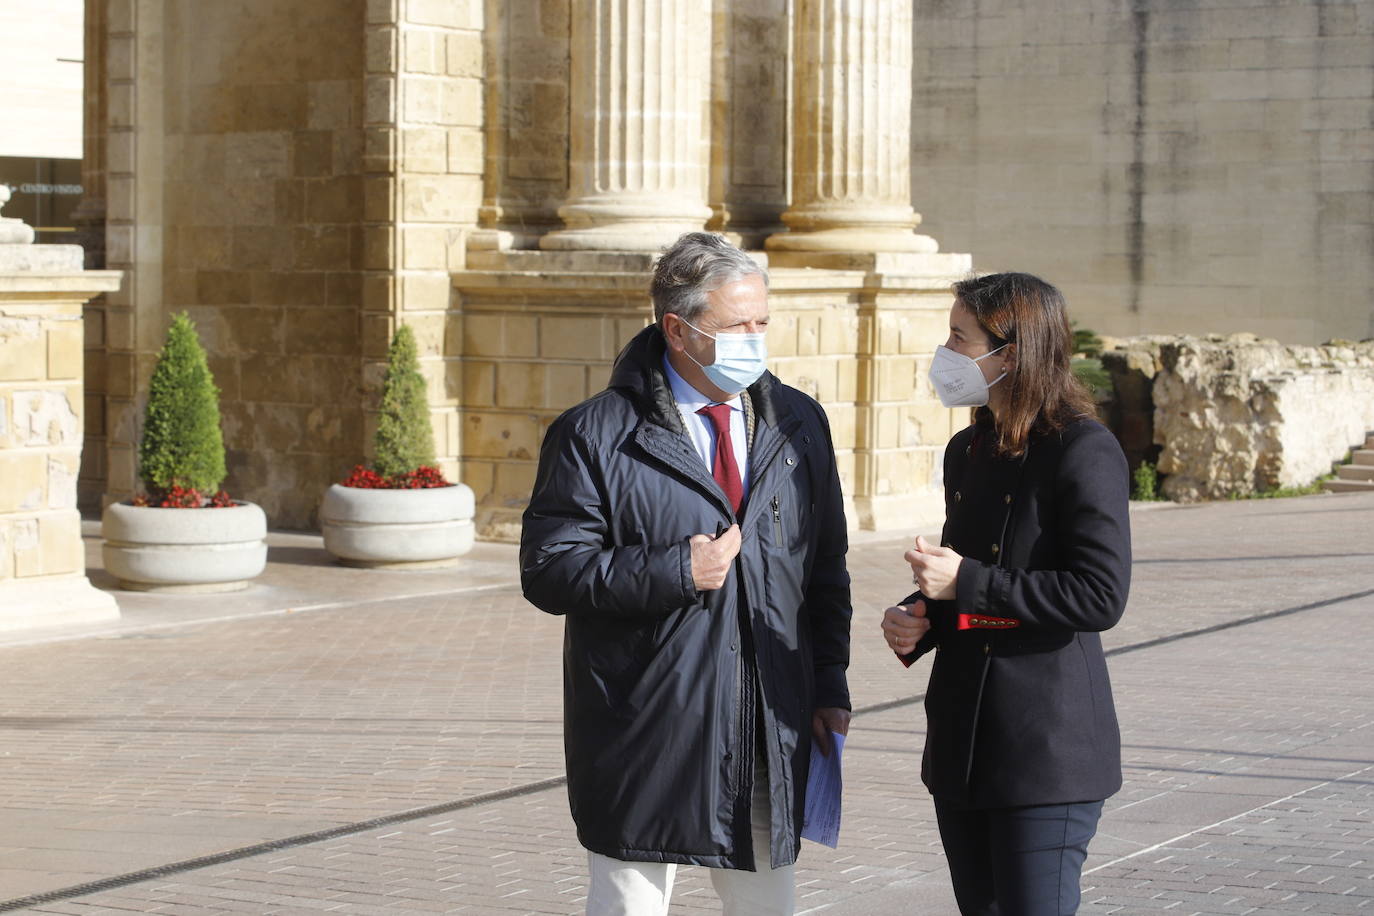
xmin=663 ymin=355 xmax=742 ymax=412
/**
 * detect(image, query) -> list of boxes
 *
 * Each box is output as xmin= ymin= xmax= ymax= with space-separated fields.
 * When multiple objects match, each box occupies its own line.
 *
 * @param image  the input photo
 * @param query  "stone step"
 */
xmin=1324 ymin=478 xmax=1374 ymax=493
xmin=1336 ymin=464 xmax=1374 ymax=482
xmin=1367 ymin=434 xmax=1374 ymax=451
xmin=1354 ymin=449 xmax=1374 ymax=467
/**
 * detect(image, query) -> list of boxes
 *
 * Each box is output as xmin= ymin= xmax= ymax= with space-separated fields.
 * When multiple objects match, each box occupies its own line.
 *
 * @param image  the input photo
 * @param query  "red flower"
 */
xmin=132 ymin=485 xmax=238 ymax=508
xmin=339 ymin=464 xmax=451 ymax=489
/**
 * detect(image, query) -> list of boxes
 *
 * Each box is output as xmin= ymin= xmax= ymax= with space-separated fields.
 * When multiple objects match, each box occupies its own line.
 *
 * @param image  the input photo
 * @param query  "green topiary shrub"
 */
xmin=373 ymin=324 xmax=437 ymax=478
xmin=138 ymin=312 xmax=227 ymax=498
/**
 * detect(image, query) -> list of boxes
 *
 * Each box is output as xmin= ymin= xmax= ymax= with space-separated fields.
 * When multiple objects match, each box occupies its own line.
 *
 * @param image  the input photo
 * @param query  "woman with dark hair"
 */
xmin=881 ymin=272 xmax=1132 ymax=915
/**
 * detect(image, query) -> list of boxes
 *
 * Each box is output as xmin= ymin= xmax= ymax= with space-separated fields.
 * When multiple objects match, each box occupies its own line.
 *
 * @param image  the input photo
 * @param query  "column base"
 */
xmin=766 ymin=226 xmax=941 ymax=258
xmin=0 ymin=575 xmax=120 ymax=634
xmin=541 ymin=197 xmax=713 ymax=252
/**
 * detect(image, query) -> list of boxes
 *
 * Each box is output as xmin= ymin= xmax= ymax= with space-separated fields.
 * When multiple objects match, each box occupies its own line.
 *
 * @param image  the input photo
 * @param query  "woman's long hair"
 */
xmin=953 ymin=272 xmax=1097 ymax=457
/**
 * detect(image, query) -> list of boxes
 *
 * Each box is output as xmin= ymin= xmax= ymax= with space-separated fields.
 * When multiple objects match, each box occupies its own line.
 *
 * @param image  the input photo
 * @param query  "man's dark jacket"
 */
xmin=520 ymin=325 xmax=852 ymax=869
xmin=903 ymin=412 xmax=1131 ymax=808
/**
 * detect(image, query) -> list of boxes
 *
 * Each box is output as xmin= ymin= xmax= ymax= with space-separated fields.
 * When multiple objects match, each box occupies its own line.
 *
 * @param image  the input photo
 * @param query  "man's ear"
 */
xmin=662 ymin=314 xmax=686 ymax=353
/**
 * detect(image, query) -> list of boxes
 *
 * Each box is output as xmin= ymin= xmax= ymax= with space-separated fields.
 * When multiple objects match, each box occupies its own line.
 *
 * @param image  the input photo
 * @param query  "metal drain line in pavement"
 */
xmin=2 ymin=586 xmax=1372 ymax=913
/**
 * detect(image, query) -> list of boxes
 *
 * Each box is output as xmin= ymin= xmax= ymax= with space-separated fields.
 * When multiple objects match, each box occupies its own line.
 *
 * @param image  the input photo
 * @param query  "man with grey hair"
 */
xmin=522 ymin=231 xmax=852 ymax=914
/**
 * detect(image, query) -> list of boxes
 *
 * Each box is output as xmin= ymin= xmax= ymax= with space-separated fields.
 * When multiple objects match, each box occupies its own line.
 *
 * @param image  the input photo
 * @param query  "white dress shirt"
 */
xmin=663 ymin=356 xmax=750 ymax=504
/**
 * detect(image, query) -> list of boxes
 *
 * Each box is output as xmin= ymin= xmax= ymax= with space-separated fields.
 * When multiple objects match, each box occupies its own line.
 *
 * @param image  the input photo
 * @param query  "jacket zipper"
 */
xmin=771 ymin=495 xmax=782 ymax=544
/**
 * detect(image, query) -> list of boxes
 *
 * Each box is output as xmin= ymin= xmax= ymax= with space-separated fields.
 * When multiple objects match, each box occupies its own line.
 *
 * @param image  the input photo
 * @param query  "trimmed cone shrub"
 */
xmin=373 ymin=324 xmax=437 ymax=478
xmin=138 ymin=312 xmax=227 ymax=497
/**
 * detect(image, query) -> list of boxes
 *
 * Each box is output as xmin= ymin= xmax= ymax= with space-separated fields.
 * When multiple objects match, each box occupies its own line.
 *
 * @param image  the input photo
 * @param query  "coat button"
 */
xmin=1004 ymin=494 xmax=1012 ymax=504
xmin=990 ymin=543 xmax=1000 ymax=555
xmin=954 ymin=491 xmax=962 ymax=502
xmin=724 ymin=752 xmax=733 ymax=762
xmin=785 ymin=457 xmax=795 ymax=466
xmin=729 ymin=643 xmax=737 ymax=652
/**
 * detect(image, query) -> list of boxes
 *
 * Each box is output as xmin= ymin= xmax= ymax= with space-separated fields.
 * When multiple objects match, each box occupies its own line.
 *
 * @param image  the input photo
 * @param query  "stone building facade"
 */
xmin=910 ymin=0 xmax=1374 ymax=345
xmin=77 ymin=0 xmax=971 ymax=535
xmin=74 ymin=0 xmax=1374 ymax=535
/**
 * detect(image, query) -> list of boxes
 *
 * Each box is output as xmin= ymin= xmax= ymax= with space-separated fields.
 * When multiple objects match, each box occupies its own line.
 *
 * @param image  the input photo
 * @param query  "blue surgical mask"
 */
xmin=680 ymin=318 xmax=768 ymax=395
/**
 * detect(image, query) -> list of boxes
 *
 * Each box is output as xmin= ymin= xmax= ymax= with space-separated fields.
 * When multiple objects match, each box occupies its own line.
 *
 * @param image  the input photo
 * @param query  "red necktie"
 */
xmin=697 ymin=404 xmax=743 ymax=514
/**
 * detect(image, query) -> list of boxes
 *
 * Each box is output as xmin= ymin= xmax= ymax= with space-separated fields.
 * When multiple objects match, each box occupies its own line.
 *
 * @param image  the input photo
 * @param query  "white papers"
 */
xmin=801 ymin=731 xmax=844 ymax=848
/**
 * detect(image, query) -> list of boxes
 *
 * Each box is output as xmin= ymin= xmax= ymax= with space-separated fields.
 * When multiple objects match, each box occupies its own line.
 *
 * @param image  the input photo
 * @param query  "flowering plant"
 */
xmin=340 ymin=325 xmax=452 ymax=490
xmin=340 ymin=464 xmax=451 ymax=490
xmin=131 ymin=486 xmax=236 ymax=508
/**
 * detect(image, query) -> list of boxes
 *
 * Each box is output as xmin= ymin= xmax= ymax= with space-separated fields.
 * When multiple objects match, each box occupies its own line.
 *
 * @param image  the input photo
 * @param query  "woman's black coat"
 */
xmin=520 ymin=325 xmax=852 ymax=869
xmin=902 ymin=412 xmax=1132 ymax=808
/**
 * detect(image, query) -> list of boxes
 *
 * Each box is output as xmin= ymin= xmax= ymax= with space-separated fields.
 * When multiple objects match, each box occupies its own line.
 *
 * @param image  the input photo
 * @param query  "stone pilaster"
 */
xmin=0 ymin=188 xmax=122 ymax=632
xmin=540 ymin=0 xmax=712 ymax=251
xmin=767 ymin=0 xmax=938 ymax=262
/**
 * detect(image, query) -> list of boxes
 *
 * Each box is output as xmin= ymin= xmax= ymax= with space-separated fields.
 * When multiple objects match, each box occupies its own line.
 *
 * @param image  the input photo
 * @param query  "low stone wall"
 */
xmin=1101 ymin=334 xmax=1374 ymax=502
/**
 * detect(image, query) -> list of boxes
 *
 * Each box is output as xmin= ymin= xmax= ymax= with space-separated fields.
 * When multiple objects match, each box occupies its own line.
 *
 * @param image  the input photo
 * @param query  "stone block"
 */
xmin=11 ymin=518 xmax=40 ymax=577
xmin=362 ymin=274 xmax=396 ymax=314
xmin=0 ymin=322 xmax=46 ymax=382
xmin=462 ymin=360 xmax=496 ymax=408
xmin=441 ymin=79 xmax=483 ymax=127
xmin=819 ymin=310 xmax=861 ymax=356
xmin=363 ymin=176 xmax=395 ymax=221
xmin=402 ymin=226 xmax=448 ymax=269
xmin=366 ymin=25 xmax=397 ymax=73
xmin=458 ymin=458 xmax=493 ymax=500
xmin=407 ymin=0 xmax=481 ymax=30
xmin=365 ymin=75 xmax=397 ymax=125
xmin=490 ymin=359 xmax=540 ymax=410
xmin=306 ymin=175 xmax=362 ymax=223
xmin=293 ymin=226 xmax=353 ymax=271
xmin=231 ymin=226 xmax=294 ymax=272
xmin=540 ymin=316 xmax=609 ymax=361
xmin=400 ymin=272 xmax=453 ymax=311
xmin=446 ymin=32 xmax=482 ymax=78
xmin=403 ymin=76 xmax=442 ymax=123
xmin=39 ymin=512 xmax=82 ymax=575
xmin=285 ymin=308 xmax=360 ymax=358
xmin=402 ymin=313 xmax=446 ymax=358
xmin=447 ymin=127 xmax=483 ymax=174
xmin=403 ymin=127 xmax=448 ymax=173
xmin=364 ymin=226 xmax=395 ymax=270
xmin=0 ymin=451 xmax=46 ymax=513
xmin=463 ymin=410 xmax=540 ymax=461
xmin=46 ymin=324 xmax=83 ymax=380
xmin=494 ymin=460 xmax=537 ymax=505
xmin=293 ymin=130 xmax=335 ymax=178
xmin=404 ymin=28 xmax=444 ymax=74
xmin=402 ymin=174 xmax=483 ymax=222
xmin=876 ymin=356 xmax=919 ymax=402
xmin=544 ymin=363 xmax=587 ymax=410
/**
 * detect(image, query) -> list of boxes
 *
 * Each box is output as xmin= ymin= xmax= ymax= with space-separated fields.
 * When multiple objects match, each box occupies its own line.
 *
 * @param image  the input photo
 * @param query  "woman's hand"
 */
xmin=906 ymin=535 xmax=962 ymax=600
xmin=881 ymin=600 xmax=931 ymax=655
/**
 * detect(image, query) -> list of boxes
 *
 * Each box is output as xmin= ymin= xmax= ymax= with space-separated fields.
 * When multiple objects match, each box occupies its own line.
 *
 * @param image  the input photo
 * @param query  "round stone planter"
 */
xmin=319 ymin=483 xmax=475 ymax=568
xmin=101 ymin=501 xmax=268 ymax=593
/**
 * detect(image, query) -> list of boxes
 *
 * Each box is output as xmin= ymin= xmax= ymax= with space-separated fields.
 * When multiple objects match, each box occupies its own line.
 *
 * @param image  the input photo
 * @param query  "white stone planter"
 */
xmin=319 ymin=483 xmax=475 ymax=568
xmin=101 ymin=501 xmax=268 ymax=593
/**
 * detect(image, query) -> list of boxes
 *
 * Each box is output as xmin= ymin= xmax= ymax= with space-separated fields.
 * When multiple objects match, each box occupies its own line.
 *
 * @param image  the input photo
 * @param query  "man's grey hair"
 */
xmin=650 ymin=232 xmax=768 ymax=327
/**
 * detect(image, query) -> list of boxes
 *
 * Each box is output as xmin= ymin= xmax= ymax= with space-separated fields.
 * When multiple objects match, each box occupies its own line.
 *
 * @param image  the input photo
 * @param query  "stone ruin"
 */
xmin=1100 ymin=334 xmax=1374 ymax=502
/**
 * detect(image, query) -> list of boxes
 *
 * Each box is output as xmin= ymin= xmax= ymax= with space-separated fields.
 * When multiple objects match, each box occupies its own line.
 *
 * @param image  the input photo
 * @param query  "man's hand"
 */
xmin=690 ymin=524 xmax=741 ymax=590
xmin=905 ymin=535 xmax=962 ymax=600
xmin=881 ymin=599 xmax=931 ymax=656
xmin=812 ymin=707 xmax=851 ymax=758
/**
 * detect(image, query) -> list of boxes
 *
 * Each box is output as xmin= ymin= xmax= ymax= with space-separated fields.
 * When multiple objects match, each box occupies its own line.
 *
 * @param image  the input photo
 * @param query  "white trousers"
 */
xmin=585 ymin=766 xmax=795 ymax=916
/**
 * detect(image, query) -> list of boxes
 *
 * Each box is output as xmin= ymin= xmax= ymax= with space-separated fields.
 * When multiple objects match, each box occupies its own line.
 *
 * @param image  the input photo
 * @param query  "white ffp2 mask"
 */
xmin=928 ymin=343 xmax=1008 ymax=408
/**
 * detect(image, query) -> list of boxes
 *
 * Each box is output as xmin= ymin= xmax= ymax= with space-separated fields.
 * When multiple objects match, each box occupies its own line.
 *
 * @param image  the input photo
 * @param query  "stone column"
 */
xmin=767 ymin=0 xmax=938 ymax=260
xmin=0 ymin=187 xmax=122 ymax=632
xmin=540 ymin=0 xmax=713 ymax=251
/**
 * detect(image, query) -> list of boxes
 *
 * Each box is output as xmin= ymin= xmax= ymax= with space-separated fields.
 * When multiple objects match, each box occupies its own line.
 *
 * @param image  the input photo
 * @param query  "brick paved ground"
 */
xmin=1 ymin=492 xmax=1372 ymax=914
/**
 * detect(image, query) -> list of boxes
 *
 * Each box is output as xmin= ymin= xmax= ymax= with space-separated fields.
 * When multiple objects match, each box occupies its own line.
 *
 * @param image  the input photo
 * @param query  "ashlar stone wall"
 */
xmin=912 ymin=0 xmax=1374 ymax=345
